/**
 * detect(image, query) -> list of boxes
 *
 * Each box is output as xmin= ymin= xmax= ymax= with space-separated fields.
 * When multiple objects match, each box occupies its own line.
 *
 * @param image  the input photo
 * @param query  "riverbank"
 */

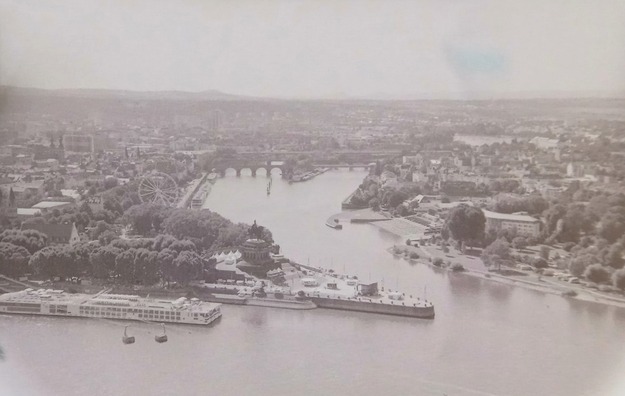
xmin=328 ymin=209 xmax=429 ymax=238
xmin=388 ymin=244 xmax=625 ymax=310
xmin=177 ymin=172 xmax=208 ymax=208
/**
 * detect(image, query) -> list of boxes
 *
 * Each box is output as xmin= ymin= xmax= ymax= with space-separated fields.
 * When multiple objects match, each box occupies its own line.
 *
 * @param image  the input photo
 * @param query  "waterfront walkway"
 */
xmin=176 ymin=173 xmax=207 ymax=208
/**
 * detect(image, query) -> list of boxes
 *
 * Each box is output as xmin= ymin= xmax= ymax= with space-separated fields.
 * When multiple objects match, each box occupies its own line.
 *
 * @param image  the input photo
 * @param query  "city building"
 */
xmin=63 ymin=134 xmax=94 ymax=153
xmin=31 ymin=201 xmax=74 ymax=211
xmin=483 ymin=210 xmax=541 ymax=237
xmin=21 ymin=222 xmax=80 ymax=245
xmin=16 ymin=208 xmax=42 ymax=219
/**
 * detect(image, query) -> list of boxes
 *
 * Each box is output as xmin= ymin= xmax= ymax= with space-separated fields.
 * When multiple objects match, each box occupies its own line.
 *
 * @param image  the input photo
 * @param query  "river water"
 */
xmin=2 ymin=170 xmax=625 ymax=396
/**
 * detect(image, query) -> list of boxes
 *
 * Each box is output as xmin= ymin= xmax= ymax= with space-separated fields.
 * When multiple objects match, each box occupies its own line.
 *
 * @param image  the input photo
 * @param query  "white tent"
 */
xmin=224 ymin=253 xmax=236 ymax=265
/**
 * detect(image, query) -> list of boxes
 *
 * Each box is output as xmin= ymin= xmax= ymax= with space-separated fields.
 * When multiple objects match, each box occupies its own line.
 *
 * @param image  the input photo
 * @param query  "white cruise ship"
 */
xmin=0 ymin=289 xmax=222 ymax=326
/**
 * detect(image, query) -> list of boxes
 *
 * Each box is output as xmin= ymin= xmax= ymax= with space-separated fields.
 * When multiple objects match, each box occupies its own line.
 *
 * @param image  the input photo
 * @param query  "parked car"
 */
xmin=568 ymin=277 xmax=580 ymax=284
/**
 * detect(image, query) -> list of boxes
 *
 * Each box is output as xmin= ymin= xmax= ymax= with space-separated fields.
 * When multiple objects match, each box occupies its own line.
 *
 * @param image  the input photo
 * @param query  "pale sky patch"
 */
xmin=1 ymin=0 xmax=624 ymax=99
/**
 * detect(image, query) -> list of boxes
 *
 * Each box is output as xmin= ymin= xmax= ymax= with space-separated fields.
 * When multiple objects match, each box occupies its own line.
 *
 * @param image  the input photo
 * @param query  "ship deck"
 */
xmin=287 ymin=271 xmax=432 ymax=308
xmin=0 ymin=289 xmax=222 ymax=313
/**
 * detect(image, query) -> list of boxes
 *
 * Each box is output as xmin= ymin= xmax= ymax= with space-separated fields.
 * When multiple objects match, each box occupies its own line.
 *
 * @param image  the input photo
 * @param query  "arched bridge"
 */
xmin=212 ymin=161 xmax=286 ymax=177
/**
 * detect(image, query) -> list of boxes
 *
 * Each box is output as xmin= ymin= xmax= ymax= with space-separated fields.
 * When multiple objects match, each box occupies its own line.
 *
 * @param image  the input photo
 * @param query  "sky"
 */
xmin=1 ymin=0 xmax=624 ymax=99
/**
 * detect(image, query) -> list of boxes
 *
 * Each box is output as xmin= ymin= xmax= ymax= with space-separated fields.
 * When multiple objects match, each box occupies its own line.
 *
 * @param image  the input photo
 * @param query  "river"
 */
xmin=1 ymin=170 xmax=625 ymax=396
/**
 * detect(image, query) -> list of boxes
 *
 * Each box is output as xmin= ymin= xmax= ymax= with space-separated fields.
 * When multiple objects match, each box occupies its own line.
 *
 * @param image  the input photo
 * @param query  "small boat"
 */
xmin=122 ymin=325 xmax=135 ymax=344
xmin=155 ymin=323 xmax=168 ymax=343
xmin=326 ymin=219 xmax=342 ymax=230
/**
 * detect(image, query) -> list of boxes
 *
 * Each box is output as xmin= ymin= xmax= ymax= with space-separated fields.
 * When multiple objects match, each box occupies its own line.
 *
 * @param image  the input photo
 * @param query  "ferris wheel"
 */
xmin=138 ymin=171 xmax=180 ymax=207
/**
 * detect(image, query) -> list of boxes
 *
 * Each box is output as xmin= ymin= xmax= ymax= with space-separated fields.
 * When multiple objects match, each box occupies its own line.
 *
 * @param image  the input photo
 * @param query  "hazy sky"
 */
xmin=1 ymin=0 xmax=624 ymax=99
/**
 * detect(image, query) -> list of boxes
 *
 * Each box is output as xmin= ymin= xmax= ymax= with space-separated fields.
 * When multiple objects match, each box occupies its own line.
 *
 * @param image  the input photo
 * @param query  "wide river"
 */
xmin=2 ymin=170 xmax=625 ymax=396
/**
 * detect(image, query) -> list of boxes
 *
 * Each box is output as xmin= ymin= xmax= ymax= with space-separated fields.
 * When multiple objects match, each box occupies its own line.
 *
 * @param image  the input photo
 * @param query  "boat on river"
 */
xmin=122 ymin=325 xmax=135 ymax=344
xmin=308 ymin=291 xmax=435 ymax=319
xmin=326 ymin=218 xmax=342 ymax=229
xmin=207 ymin=172 xmax=218 ymax=183
xmin=155 ymin=323 xmax=168 ymax=343
xmin=0 ymin=289 xmax=222 ymax=326
xmin=289 ymin=264 xmax=434 ymax=319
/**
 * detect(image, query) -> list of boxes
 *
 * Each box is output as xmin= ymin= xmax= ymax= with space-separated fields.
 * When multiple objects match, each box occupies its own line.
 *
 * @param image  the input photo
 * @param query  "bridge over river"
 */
xmin=211 ymin=161 xmax=375 ymax=177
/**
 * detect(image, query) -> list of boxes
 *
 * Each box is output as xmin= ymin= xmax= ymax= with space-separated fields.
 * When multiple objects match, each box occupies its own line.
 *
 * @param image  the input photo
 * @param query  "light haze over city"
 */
xmin=1 ymin=0 xmax=624 ymax=99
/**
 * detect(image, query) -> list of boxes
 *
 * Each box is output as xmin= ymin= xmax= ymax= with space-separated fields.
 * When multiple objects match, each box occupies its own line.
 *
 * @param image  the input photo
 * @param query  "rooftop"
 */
xmin=32 ymin=201 xmax=73 ymax=209
xmin=21 ymin=222 xmax=75 ymax=240
xmin=483 ymin=210 xmax=540 ymax=223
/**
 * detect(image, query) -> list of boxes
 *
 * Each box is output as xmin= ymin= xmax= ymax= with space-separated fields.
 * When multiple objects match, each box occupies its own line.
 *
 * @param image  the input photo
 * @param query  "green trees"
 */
xmin=386 ymin=191 xmax=408 ymax=208
xmin=124 ymin=203 xmax=172 ymax=235
xmin=559 ymin=204 xmax=589 ymax=242
xmin=170 ymin=251 xmax=203 ymax=286
xmin=604 ymin=243 xmax=624 ymax=269
xmin=583 ymin=264 xmax=611 ymax=284
xmin=569 ymin=254 xmax=595 ymax=277
xmin=540 ymin=246 xmax=550 ymax=260
xmin=396 ymin=205 xmax=410 ymax=217
xmin=212 ymin=224 xmax=252 ymax=250
xmin=163 ymin=210 xmax=221 ymax=249
xmin=90 ymin=245 xmax=121 ymax=279
xmin=368 ymin=198 xmax=380 ymax=211
xmin=29 ymin=246 xmax=73 ymax=279
xmin=598 ymin=210 xmax=625 ymax=243
xmin=612 ymin=269 xmax=625 ymax=291
xmin=512 ymin=236 xmax=528 ymax=250
xmin=161 ymin=210 xmax=273 ymax=251
xmin=133 ymin=249 xmax=159 ymax=285
xmin=444 ymin=205 xmax=485 ymax=247
xmin=532 ymin=257 xmax=548 ymax=269
xmin=490 ymin=194 xmax=548 ymax=215
xmin=115 ymin=249 xmax=137 ymax=282
xmin=0 ymin=229 xmax=48 ymax=254
xmin=157 ymin=248 xmax=178 ymax=285
xmin=543 ymin=204 xmax=567 ymax=238
xmin=0 ymin=242 xmax=31 ymax=277
xmin=481 ymin=238 xmax=511 ymax=270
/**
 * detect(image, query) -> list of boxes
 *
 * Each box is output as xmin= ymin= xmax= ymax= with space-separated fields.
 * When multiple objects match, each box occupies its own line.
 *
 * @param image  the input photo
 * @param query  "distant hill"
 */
xmin=1 ymin=85 xmax=624 ymax=124
xmin=0 ymin=86 xmax=256 ymax=101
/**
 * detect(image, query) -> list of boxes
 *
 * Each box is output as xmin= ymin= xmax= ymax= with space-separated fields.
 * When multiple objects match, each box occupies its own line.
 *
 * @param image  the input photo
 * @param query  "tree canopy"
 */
xmin=583 ymin=264 xmax=611 ymax=284
xmin=445 ymin=205 xmax=485 ymax=245
xmin=0 ymin=242 xmax=31 ymax=277
xmin=0 ymin=229 xmax=48 ymax=254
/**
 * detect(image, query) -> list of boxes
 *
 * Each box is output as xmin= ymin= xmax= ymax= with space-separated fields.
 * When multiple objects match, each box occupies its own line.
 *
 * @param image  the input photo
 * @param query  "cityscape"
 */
xmin=1 ymin=1 xmax=625 ymax=396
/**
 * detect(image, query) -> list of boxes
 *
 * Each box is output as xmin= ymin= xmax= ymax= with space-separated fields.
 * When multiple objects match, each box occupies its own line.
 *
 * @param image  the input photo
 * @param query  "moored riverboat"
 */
xmin=309 ymin=293 xmax=435 ymax=319
xmin=289 ymin=266 xmax=434 ymax=319
xmin=0 ymin=289 xmax=222 ymax=325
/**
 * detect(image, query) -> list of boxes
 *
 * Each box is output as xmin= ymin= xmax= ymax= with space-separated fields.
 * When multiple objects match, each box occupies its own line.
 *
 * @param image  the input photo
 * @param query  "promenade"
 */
xmin=177 ymin=173 xmax=207 ymax=208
